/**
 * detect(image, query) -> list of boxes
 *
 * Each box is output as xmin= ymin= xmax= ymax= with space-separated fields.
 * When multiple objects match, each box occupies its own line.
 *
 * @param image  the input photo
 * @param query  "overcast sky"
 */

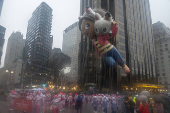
xmin=0 ymin=0 xmax=170 ymax=68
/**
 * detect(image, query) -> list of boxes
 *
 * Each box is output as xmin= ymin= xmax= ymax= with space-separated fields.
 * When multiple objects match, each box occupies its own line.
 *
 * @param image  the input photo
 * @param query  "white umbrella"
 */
xmin=140 ymin=91 xmax=150 ymax=96
xmin=139 ymin=95 xmax=147 ymax=101
xmin=31 ymin=88 xmax=44 ymax=91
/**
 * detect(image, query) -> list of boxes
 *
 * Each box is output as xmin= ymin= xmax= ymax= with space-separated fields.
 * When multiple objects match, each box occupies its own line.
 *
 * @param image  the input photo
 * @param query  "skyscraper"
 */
xmin=4 ymin=31 xmax=25 ymax=66
xmin=153 ymin=22 xmax=170 ymax=92
xmin=154 ymin=37 xmax=170 ymax=92
xmin=62 ymin=22 xmax=81 ymax=72
xmin=0 ymin=25 xmax=5 ymax=65
xmin=79 ymin=0 xmax=157 ymax=92
xmin=153 ymin=21 xmax=170 ymax=40
xmin=24 ymin=2 xmax=53 ymax=85
xmin=0 ymin=0 xmax=4 ymax=16
xmin=4 ymin=31 xmax=25 ymax=88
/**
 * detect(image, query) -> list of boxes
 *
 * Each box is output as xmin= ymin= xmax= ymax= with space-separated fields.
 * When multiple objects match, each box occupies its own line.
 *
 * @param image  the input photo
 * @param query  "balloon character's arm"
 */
xmin=107 ymin=22 xmax=118 ymax=39
xmin=111 ymin=25 xmax=118 ymax=38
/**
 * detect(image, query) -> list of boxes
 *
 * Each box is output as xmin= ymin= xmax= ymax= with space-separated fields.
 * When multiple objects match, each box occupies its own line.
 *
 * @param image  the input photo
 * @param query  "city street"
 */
xmin=0 ymin=100 xmax=121 ymax=113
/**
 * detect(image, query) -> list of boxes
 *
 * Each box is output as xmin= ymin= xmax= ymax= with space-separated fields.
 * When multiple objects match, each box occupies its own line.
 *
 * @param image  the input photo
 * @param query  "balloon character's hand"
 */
xmin=112 ymin=21 xmax=118 ymax=26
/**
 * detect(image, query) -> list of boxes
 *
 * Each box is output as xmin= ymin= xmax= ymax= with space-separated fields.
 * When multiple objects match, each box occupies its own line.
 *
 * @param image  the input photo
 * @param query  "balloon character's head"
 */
xmin=94 ymin=12 xmax=113 ymax=36
xmin=79 ymin=7 xmax=106 ymax=39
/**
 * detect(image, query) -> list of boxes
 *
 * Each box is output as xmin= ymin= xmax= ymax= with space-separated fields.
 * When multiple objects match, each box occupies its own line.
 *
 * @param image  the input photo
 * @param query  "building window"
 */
xmin=119 ymin=23 xmax=124 ymax=30
xmin=165 ymin=44 xmax=168 ymax=46
xmin=120 ymin=51 xmax=126 ymax=58
xmin=161 ymin=57 xmax=163 ymax=60
xmin=162 ymin=73 xmax=165 ymax=76
xmin=119 ymin=16 xmax=124 ymax=23
xmin=166 ymin=48 xmax=168 ymax=51
xmin=120 ymin=44 xmax=126 ymax=51
xmin=160 ymin=49 xmax=163 ymax=52
xmin=119 ymin=37 xmax=125 ymax=43
xmin=118 ymin=4 xmax=123 ymax=11
xmin=119 ymin=30 xmax=125 ymax=37
xmin=118 ymin=10 xmax=124 ymax=17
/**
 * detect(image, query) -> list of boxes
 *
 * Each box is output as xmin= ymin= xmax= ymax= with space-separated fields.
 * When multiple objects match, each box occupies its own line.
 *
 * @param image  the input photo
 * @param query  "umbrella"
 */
xmin=140 ymin=91 xmax=150 ymax=96
xmin=139 ymin=95 xmax=147 ymax=101
xmin=148 ymin=95 xmax=163 ymax=103
xmin=161 ymin=95 xmax=170 ymax=100
xmin=31 ymin=88 xmax=44 ymax=91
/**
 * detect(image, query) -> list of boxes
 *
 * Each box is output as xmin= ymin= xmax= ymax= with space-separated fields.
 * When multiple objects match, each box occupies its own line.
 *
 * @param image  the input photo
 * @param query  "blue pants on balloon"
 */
xmin=102 ymin=46 xmax=125 ymax=67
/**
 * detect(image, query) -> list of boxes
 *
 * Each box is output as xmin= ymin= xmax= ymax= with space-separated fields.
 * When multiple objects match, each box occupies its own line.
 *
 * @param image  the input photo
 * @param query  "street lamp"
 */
xmin=6 ymin=69 xmax=14 ymax=90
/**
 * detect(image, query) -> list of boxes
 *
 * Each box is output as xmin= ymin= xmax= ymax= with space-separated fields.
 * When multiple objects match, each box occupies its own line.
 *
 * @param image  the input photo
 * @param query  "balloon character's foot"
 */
xmin=122 ymin=64 xmax=130 ymax=74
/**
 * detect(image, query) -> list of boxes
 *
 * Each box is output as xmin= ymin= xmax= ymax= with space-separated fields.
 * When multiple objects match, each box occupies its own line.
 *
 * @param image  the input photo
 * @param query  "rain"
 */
xmin=0 ymin=0 xmax=170 ymax=113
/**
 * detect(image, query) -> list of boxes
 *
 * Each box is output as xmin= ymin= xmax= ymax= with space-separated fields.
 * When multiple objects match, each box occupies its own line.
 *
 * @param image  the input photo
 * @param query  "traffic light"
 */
xmin=42 ymin=84 xmax=46 ymax=88
xmin=18 ymin=73 xmax=21 ymax=79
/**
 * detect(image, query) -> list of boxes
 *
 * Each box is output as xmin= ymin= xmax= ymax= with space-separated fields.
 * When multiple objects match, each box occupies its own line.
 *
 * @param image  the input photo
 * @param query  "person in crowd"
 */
xmin=98 ymin=94 xmax=102 ymax=106
xmin=72 ymin=95 xmax=75 ymax=105
xmin=102 ymin=96 xmax=108 ymax=113
xmin=51 ymin=95 xmax=60 ymax=113
xmin=65 ymin=96 xmax=69 ymax=108
xmin=119 ymin=95 xmax=126 ymax=113
xmin=135 ymin=97 xmax=140 ymax=108
xmin=138 ymin=99 xmax=149 ymax=113
xmin=75 ymin=95 xmax=83 ymax=113
xmin=148 ymin=98 xmax=154 ymax=113
xmin=92 ymin=96 xmax=98 ymax=113
xmin=155 ymin=102 xmax=164 ymax=113
xmin=45 ymin=92 xmax=51 ymax=104
xmin=128 ymin=95 xmax=135 ymax=113
xmin=69 ymin=93 xmax=73 ymax=106
xmin=110 ymin=97 xmax=117 ymax=113
xmin=34 ymin=91 xmax=43 ymax=113
xmin=7 ymin=91 xmax=14 ymax=112
xmin=26 ymin=93 xmax=32 ymax=100
xmin=85 ymin=95 xmax=88 ymax=104
xmin=162 ymin=97 xmax=170 ymax=113
xmin=124 ymin=95 xmax=129 ymax=113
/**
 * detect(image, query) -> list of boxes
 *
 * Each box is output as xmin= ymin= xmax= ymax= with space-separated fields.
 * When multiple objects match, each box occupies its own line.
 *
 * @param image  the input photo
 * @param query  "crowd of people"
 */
xmin=4 ymin=90 xmax=170 ymax=113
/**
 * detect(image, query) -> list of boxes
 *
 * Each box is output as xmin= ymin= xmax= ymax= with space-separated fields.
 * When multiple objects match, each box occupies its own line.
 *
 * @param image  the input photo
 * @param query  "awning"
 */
xmin=122 ymin=83 xmax=164 ymax=89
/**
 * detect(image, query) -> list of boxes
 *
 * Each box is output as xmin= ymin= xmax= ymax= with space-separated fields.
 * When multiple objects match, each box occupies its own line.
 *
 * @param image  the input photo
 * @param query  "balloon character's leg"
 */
xmin=102 ymin=47 xmax=130 ymax=74
xmin=103 ymin=56 xmax=117 ymax=67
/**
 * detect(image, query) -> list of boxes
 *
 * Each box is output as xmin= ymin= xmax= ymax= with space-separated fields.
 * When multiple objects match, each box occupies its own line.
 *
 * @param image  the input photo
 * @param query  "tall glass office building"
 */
xmin=24 ymin=2 xmax=53 ymax=85
xmin=79 ymin=0 xmax=157 ymax=92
